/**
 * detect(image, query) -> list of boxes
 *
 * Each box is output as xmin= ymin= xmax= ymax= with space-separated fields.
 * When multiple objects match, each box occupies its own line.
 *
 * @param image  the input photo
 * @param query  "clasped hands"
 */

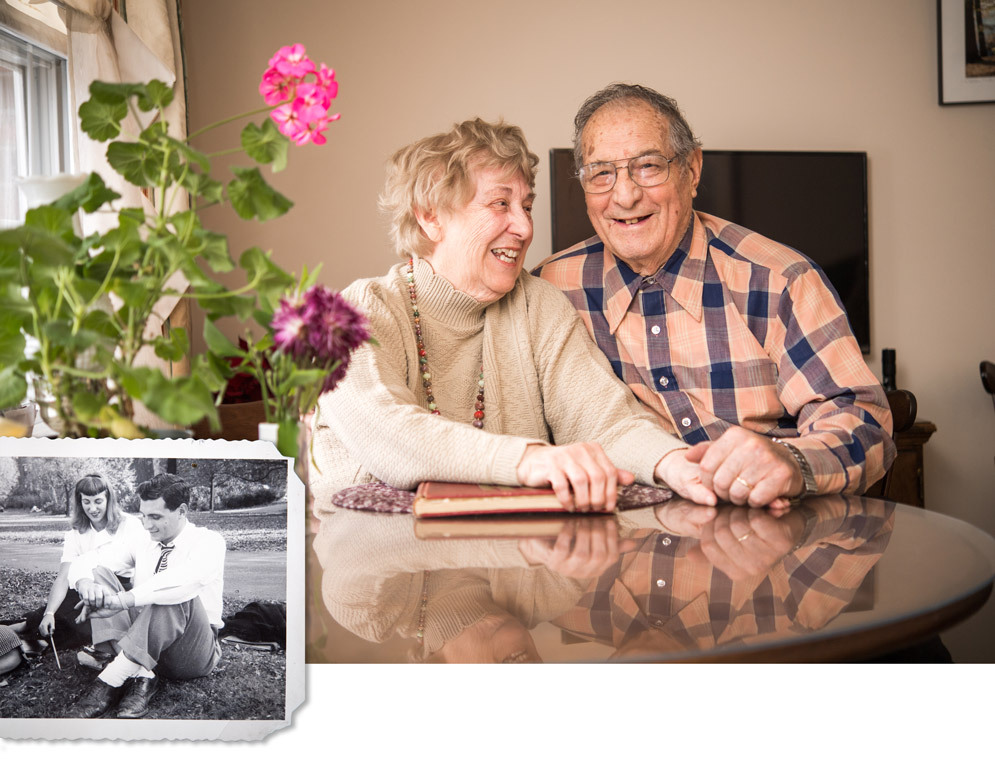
xmin=515 ymin=426 xmax=806 ymax=512
xmin=73 ymin=579 xmax=132 ymax=623
xmin=657 ymin=499 xmax=808 ymax=580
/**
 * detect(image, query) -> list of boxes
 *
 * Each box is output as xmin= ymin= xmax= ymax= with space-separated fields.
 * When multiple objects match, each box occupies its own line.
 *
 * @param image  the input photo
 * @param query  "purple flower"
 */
xmin=270 ymin=285 xmax=371 ymax=394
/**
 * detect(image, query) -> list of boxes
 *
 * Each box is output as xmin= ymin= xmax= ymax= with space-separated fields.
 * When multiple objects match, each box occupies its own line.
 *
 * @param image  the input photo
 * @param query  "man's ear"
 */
xmin=178 ymin=504 xmax=188 ymax=518
xmin=687 ymin=147 xmax=703 ymax=199
xmin=414 ymin=207 xmax=444 ymax=243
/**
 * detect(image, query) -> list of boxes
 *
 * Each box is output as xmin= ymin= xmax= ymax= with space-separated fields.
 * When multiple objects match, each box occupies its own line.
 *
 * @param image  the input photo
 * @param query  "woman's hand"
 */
xmin=37 ymin=613 xmax=56 ymax=638
xmin=654 ymin=449 xmax=718 ymax=506
xmin=654 ymin=499 xmax=717 ymax=538
xmin=516 ymin=443 xmax=634 ymax=511
xmin=518 ymin=517 xmax=638 ymax=578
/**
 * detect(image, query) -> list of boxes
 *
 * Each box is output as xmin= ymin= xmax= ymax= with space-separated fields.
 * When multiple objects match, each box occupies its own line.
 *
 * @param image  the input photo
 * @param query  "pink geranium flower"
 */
xmin=270 ymin=43 xmax=315 ymax=79
xmin=259 ymin=68 xmax=295 ymax=106
xmin=260 ymin=44 xmax=340 ymax=146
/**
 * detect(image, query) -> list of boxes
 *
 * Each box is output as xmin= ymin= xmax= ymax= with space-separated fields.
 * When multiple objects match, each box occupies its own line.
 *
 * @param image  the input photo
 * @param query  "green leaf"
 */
xmin=0 ymin=366 xmax=28 ymax=409
xmin=153 ymin=326 xmax=188 ymax=362
xmin=168 ymin=209 xmax=200 ymax=241
xmin=197 ymin=230 xmax=233 ymax=273
xmin=51 ymin=172 xmax=121 ymax=214
xmin=165 ymin=136 xmax=210 ymax=172
xmin=141 ymin=373 xmax=219 ymax=427
xmin=0 ymin=324 xmax=27 ymax=368
xmin=107 ymin=141 xmax=153 ymax=186
xmin=71 ymin=389 xmax=107 ymax=423
xmin=239 ymin=246 xmax=295 ymax=305
xmin=79 ymin=98 xmax=128 ymax=141
xmin=88 ymin=81 xmax=146 ymax=105
xmin=203 ymin=319 xmax=241 ymax=358
xmin=137 ymin=80 xmax=174 ymax=112
xmin=111 ymin=279 xmax=151 ymax=310
xmin=180 ymin=171 xmax=224 ymax=205
xmin=241 ymin=120 xmax=290 ymax=172
xmin=1 ymin=225 xmax=75 ymax=269
xmin=116 ymin=365 xmax=154 ymax=400
xmin=227 ymin=167 xmax=293 ymax=221
xmin=24 ymin=205 xmax=73 ymax=236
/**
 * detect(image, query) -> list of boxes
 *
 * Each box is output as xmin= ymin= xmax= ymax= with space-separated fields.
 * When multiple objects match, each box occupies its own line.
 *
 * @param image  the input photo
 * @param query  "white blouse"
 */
xmin=60 ymin=512 xmax=148 ymax=577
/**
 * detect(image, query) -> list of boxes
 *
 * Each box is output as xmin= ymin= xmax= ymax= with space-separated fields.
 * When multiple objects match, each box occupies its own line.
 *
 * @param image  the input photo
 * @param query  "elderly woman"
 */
xmin=311 ymin=118 xmax=716 ymax=511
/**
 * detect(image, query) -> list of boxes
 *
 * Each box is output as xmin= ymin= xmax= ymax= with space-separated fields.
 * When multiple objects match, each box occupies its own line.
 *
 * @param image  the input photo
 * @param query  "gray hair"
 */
xmin=379 ymin=118 xmax=539 ymax=259
xmin=572 ymin=83 xmax=702 ymax=169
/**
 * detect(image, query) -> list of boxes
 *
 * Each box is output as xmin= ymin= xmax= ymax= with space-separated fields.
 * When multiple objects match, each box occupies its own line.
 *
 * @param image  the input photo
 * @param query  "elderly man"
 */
xmin=68 ymin=473 xmax=226 ymax=719
xmin=535 ymin=83 xmax=895 ymax=508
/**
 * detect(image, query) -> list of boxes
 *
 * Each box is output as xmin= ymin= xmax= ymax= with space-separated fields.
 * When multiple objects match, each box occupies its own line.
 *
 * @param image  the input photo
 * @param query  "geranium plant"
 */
xmin=0 ymin=44 xmax=367 ymax=447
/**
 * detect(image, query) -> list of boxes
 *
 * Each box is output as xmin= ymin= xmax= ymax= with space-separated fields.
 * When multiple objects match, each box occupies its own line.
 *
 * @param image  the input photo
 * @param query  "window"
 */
xmin=0 ymin=23 xmax=71 ymax=228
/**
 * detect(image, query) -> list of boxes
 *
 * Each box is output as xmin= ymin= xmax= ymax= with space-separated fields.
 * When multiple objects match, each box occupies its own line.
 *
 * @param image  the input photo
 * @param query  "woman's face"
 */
xmin=80 ymin=490 xmax=109 ymax=528
xmin=420 ymin=165 xmax=534 ymax=304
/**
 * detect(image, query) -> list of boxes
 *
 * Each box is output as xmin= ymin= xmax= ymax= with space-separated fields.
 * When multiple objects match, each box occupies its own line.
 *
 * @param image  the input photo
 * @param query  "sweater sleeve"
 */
xmin=313 ymin=279 xmax=543 ymax=491
xmin=522 ymin=276 xmax=687 ymax=484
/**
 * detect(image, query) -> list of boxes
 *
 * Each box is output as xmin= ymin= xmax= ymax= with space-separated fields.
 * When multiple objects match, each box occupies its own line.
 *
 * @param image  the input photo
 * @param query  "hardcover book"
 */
xmin=411 ymin=481 xmax=673 ymax=518
xmin=413 ymin=514 xmax=610 ymax=540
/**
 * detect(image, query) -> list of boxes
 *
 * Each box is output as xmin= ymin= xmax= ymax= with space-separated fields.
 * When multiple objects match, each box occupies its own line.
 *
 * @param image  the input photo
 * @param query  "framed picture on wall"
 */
xmin=938 ymin=0 xmax=995 ymax=104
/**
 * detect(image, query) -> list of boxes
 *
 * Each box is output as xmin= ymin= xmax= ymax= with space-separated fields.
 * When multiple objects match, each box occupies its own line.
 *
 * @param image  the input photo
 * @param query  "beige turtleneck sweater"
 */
xmin=310 ymin=257 xmax=687 ymax=510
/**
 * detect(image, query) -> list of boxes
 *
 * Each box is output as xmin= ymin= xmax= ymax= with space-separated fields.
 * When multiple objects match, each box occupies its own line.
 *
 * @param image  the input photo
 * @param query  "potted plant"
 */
xmin=0 ymin=44 xmax=371 ymax=456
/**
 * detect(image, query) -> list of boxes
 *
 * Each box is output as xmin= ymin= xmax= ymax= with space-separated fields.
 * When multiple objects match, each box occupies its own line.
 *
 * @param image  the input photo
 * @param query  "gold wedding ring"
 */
xmin=735 ymin=475 xmax=752 ymax=489
xmin=737 ymin=530 xmax=754 ymax=542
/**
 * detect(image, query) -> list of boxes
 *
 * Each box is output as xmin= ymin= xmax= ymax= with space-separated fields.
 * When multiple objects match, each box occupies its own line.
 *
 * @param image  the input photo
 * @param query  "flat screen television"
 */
xmin=549 ymin=149 xmax=871 ymax=354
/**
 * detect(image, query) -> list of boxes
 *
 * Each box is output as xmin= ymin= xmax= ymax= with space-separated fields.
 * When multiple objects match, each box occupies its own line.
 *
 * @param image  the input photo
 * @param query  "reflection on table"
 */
xmin=305 ymin=496 xmax=995 ymax=663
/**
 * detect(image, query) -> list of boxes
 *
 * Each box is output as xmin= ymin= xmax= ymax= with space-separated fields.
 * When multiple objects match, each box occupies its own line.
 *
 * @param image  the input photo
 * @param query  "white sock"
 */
xmin=96 ymin=653 xmax=142 ymax=687
xmin=136 ymin=667 xmax=155 ymax=679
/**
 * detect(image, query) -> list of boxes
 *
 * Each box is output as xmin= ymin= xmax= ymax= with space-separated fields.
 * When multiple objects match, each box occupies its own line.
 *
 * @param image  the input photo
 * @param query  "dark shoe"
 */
xmin=116 ymin=676 xmax=159 ymax=719
xmin=76 ymin=645 xmax=114 ymax=671
xmin=73 ymin=680 xmax=122 ymax=719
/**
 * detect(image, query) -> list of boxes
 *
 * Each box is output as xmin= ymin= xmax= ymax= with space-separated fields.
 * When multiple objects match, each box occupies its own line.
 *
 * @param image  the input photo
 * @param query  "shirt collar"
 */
xmin=603 ymin=213 xmax=707 ymax=334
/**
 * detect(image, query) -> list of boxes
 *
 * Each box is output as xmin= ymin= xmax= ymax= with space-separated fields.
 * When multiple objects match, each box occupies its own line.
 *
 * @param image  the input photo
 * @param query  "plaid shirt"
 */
xmin=552 ymin=498 xmax=895 ymax=657
xmin=533 ymin=211 xmax=895 ymax=494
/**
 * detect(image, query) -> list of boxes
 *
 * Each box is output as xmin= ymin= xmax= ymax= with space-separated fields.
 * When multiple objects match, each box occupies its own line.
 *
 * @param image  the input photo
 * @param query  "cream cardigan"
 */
xmin=311 ymin=257 xmax=686 ymax=510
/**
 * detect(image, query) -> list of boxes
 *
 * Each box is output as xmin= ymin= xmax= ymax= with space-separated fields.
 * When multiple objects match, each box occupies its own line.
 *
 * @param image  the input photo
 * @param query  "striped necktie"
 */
xmin=155 ymin=543 xmax=175 ymax=574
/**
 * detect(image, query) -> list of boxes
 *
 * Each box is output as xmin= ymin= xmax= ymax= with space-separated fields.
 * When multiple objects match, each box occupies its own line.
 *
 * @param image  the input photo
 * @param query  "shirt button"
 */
xmin=651 ymin=325 xmax=661 ymax=335
xmin=681 ymin=417 xmax=692 ymax=428
xmin=659 ymin=377 xmax=669 ymax=388
xmin=654 ymin=619 xmax=665 ymax=627
xmin=656 ymin=579 xmax=667 ymax=587
xmin=660 ymin=536 xmax=672 ymax=546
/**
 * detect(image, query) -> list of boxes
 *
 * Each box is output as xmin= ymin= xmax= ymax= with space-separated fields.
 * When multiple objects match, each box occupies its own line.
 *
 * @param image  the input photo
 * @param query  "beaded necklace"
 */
xmin=406 ymin=258 xmax=485 ymax=428
xmin=416 ymin=570 xmax=430 ymax=647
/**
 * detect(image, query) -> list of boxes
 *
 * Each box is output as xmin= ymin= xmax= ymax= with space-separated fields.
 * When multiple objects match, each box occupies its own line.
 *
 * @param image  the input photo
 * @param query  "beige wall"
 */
xmin=181 ymin=0 xmax=995 ymax=657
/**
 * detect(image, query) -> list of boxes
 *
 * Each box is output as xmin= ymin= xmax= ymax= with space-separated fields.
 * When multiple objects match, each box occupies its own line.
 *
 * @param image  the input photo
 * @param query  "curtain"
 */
xmin=57 ymin=0 xmax=191 ymax=427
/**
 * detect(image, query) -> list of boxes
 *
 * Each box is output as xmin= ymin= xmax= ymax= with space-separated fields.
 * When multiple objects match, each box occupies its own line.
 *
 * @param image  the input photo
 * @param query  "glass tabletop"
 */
xmin=305 ymin=495 xmax=995 ymax=663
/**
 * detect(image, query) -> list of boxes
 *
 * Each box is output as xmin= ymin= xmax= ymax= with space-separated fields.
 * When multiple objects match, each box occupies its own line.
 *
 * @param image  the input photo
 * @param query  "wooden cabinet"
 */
xmin=864 ymin=420 xmax=937 ymax=508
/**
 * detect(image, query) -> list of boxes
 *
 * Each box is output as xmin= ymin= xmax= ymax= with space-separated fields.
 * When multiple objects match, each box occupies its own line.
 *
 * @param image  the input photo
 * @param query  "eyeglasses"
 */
xmin=576 ymin=153 xmax=677 ymax=194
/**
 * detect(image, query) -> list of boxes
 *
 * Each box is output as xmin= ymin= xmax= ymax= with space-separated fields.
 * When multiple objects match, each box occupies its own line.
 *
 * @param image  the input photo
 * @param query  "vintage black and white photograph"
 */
xmin=0 ymin=437 xmax=303 ymax=741
xmin=938 ymin=0 xmax=995 ymax=103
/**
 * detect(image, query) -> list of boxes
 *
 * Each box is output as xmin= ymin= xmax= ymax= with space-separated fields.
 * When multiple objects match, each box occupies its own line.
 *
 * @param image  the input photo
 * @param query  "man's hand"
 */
xmin=688 ymin=506 xmax=806 ymax=580
xmin=518 ymin=517 xmax=638 ymax=578
xmin=686 ymin=427 xmax=802 ymax=508
xmin=653 ymin=449 xmax=717 ymax=506
xmin=516 ymin=442 xmax=634 ymax=512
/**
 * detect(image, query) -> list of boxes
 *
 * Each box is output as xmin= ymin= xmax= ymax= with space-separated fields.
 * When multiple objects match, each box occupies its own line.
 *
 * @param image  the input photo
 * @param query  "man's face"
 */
xmin=139 ymin=497 xmax=186 ymax=544
xmin=580 ymin=100 xmax=702 ymax=276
